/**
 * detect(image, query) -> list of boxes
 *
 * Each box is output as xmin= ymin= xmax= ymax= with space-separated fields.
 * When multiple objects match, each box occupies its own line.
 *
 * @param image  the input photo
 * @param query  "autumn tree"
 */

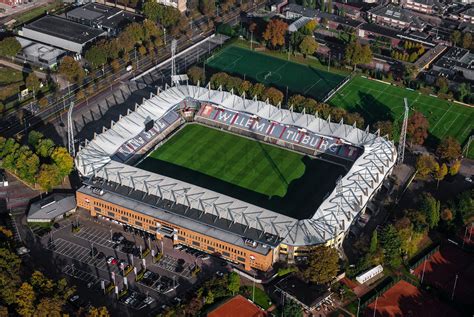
xmin=300 ymin=245 xmax=339 ymax=284
xmin=299 ymin=35 xmax=318 ymax=56
xmin=344 ymin=41 xmax=372 ymax=69
xmin=301 ymin=19 xmax=317 ymax=35
xmin=263 ymin=87 xmax=284 ymax=105
xmin=86 ymin=306 xmax=110 ymax=317
xmin=0 ymin=247 xmax=21 ymax=305
xmin=374 ymin=120 xmax=393 ymax=139
xmin=51 ymin=147 xmax=74 ymax=178
xmin=416 ymin=154 xmax=439 ymax=178
xmin=250 ymin=83 xmax=265 ymax=99
xmin=37 ymin=164 xmax=61 ymax=191
xmin=434 ymin=163 xmax=448 ymax=187
xmin=25 ymin=73 xmax=41 ymax=93
xmin=85 ymin=45 xmax=108 ymax=69
xmin=436 ymin=76 xmax=449 ymax=94
xmin=344 ymin=112 xmax=365 ymax=128
xmin=15 ymin=283 xmax=36 ymax=316
xmin=407 ymin=111 xmax=429 ymax=146
xmin=369 ymin=230 xmax=378 ymax=254
xmin=187 ymin=66 xmax=205 ymax=85
xmin=462 ymin=32 xmax=472 ymax=49
xmin=262 ymin=19 xmax=288 ymax=49
xmin=59 ymin=56 xmax=85 ymax=84
xmin=199 ymin=0 xmax=216 ymax=16
xmin=421 ymin=193 xmax=440 ymax=229
xmin=449 ymin=160 xmax=461 ymax=176
xmin=210 ymin=72 xmax=230 ymax=88
xmin=436 ymin=137 xmax=461 ymax=162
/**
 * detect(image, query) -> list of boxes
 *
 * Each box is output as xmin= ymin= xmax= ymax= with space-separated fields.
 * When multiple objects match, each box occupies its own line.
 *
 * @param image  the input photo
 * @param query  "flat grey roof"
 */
xmin=66 ymin=3 xmax=136 ymax=30
xmin=23 ymin=15 xmax=105 ymax=44
xmin=78 ymin=183 xmax=276 ymax=256
xmin=28 ymin=194 xmax=76 ymax=221
xmin=16 ymin=37 xmax=66 ymax=62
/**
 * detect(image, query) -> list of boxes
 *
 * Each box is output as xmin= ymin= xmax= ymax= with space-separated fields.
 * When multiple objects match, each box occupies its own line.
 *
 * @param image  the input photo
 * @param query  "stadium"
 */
xmin=75 ymin=83 xmax=397 ymax=272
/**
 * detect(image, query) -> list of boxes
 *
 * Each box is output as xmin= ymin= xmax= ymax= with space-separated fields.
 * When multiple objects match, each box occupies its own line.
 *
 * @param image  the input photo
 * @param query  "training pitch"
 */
xmin=138 ymin=124 xmax=346 ymax=219
xmin=206 ymin=45 xmax=346 ymax=101
xmin=329 ymin=76 xmax=474 ymax=157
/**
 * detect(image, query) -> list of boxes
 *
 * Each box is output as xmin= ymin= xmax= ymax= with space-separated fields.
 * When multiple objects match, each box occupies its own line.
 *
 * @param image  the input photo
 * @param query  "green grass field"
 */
xmin=141 ymin=124 xmax=305 ymax=197
xmin=207 ymin=45 xmax=346 ymax=101
xmin=138 ymin=124 xmax=346 ymax=219
xmin=329 ymin=76 xmax=474 ymax=157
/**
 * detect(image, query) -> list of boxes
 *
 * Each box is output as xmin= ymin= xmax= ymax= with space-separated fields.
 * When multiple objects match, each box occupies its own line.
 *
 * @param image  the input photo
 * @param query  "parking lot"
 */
xmin=74 ymin=227 xmax=117 ymax=249
xmin=32 ymin=211 xmax=227 ymax=314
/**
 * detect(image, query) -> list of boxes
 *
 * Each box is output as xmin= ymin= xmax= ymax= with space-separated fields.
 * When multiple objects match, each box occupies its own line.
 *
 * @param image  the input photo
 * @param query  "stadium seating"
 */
xmin=196 ymin=104 xmax=361 ymax=162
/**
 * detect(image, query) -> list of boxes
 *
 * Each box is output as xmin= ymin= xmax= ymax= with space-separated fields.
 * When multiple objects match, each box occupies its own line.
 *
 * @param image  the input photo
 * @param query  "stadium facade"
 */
xmin=75 ymin=84 xmax=397 ymax=271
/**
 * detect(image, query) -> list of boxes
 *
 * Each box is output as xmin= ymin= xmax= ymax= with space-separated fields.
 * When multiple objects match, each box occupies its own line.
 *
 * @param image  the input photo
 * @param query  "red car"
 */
xmin=107 ymin=256 xmax=118 ymax=265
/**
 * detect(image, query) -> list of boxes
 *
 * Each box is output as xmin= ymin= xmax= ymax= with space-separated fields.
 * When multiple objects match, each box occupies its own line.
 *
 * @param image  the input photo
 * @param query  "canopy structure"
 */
xmin=75 ymin=84 xmax=397 ymax=246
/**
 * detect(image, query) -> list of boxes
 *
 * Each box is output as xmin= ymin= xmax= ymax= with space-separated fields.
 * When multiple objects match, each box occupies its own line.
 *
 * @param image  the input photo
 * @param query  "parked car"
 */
xmin=107 ymin=256 xmax=117 ymax=265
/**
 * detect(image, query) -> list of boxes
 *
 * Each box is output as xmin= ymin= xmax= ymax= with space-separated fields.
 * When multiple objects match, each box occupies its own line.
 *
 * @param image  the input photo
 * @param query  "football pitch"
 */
xmin=328 ymin=76 xmax=474 ymax=157
xmin=138 ymin=124 xmax=346 ymax=219
xmin=206 ymin=45 xmax=347 ymax=101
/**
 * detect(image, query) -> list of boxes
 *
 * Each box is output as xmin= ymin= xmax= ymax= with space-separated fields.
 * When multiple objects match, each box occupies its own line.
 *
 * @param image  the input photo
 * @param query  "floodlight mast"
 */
xmin=397 ymin=98 xmax=409 ymax=165
xmin=67 ymin=99 xmax=75 ymax=157
xmin=171 ymin=39 xmax=177 ymax=85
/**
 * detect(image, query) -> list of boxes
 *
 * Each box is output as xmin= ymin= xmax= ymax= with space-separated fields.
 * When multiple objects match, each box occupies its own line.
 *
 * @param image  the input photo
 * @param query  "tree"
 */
xmin=407 ymin=112 xmax=429 ymax=146
xmin=227 ymin=272 xmax=240 ymax=295
xmin=299 ymin=35 xmax=318 ymax=56
xmin=369 ymin=230 xmax=378 ymax=254
xmin=344 ymin=41 xmax=372 ymax=69
xmin=187 ymin=66 xmax=205 ymax=85
xmin=416 ymin=154 xmax=439 ymax=178
xmin=344 ymin=112 xmax=365 ymax=128
xmin=436 ymin=76 xmax=449 ymax=94
xmin=0 ymin=248 xmax=21 ymax=305
xmin=451 ymin=30 xmax=462 ymax=46
xmin=301 ymin=19 xmax=317 ymax=35
xmin=0 ymin=37 xmax=21 ymax=58
xmin=457 ymin=189 xmax=474 ymax=224
xmin=300 ymin=245 xmax=339 ymax=284
xmin=440 ymin=208 xmax=453 ymax=222
xmin=250 ymin=83 xmax=265 ymax=99
xmin=449 ymin=160 xmax=461 ymax=176
xmin=143 ymin=0 xmax=161 ymax=21
xmin=205 ymin=290 xmax=214 ymax=304
xmin=374 ymin=120 xmax=393 ymax=139
xmin=36 ymin=138 xmax=55 ymax=158
xmin=436 ymin=137 xmax=461 ymax=162
xmin=15 ymin=146 xmax=39 ymax=184
xmin=282 ymin=299 xmax=303 ymax=317
xmin=262 ymin=19 xmax=288 ymax=49
xmin=434 ymin=163 xmax=448 ymax=187
xmin=143 ymin=19 xmax=162 ymax=43
xmin=28 ymin=131 xmax=44 ymax=149
xmin=199 ymin=0 xmax=215 ymax=16
xmin=59 ymin=56 xmax=84 ymax=84
xmin=263 ymin=87 xmax=284 ymax=105
xmin=25 ymin=73 xmax=41 ymax=93
xmin=380 ymin=225 xmax=401 ymax=267
xmin=457 ymin=83 xmax=470 ymax=102
xmin=289 ymin=94 xmax=306 ymax=112
xmin=15 ymin=282 xmax=36 ymax=317
xmin=38 ymin=97 xmax=49 ymax=108
xmin=462 ymin=32 xmax=472 ymax=49
xmin=51 ymin=147 xmax=74 ymax=178
xmin=85 ymin=45 xmax=108 ymax=69
xmin=421 ymin=193 xmax=440 ymax=229
xmin=87 ymin=306 xmax=110 ymax=317
xmin=239 ymin=80 xmax=253 ymax=95
xmin=117 ymin=31 xmax=135 ymax=54
xmin=210 ymin=72 xmax=230 ymax=89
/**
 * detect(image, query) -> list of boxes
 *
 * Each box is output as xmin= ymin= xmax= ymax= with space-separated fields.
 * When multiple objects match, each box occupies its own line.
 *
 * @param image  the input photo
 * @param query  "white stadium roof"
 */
xmin=75 ymin=84 xmax=397 ymax=246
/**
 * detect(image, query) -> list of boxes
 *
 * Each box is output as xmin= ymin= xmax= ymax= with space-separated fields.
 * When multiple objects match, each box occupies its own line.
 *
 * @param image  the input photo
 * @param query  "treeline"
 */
xmin=0 ymin=226 xmax=110 ymax=316
xmin=391 ymin=41 xmax=425 ymax=63
xmin=0 ymin=131 xmax=73 ymax=191
xmin=188 ymin=67 xmax=367 ymax=128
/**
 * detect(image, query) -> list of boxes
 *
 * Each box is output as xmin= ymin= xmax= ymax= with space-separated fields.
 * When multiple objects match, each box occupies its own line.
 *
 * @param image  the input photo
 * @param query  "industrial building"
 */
xmin=19 ymin=15 xmax=106 ymax=53
xmin=16 ymin=37 xmax=66 ymax=69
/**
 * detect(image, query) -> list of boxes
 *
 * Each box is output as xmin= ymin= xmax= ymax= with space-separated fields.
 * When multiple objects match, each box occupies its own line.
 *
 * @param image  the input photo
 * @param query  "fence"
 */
xmin=408 ymin=243 xmax=440 ymax=271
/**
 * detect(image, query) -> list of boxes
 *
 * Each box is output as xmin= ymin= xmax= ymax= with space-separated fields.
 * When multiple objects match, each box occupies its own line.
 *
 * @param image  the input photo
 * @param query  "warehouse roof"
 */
xmin=75 ymin=84 xmax=396 ymax=246
xmin=23 ymin=15 xmax=105 ymax=44
xmin=27 ymin=194 xmax=76 ymax=221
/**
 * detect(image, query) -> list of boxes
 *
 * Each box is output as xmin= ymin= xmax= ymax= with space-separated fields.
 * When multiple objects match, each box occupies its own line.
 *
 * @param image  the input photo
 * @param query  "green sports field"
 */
xmin=137 ymin=124 xmax=346 ymax=219
xmin=328 ymin=76 xmax=474 ymax=157
xmin=206 ymin=45 xmax=347 ymax=101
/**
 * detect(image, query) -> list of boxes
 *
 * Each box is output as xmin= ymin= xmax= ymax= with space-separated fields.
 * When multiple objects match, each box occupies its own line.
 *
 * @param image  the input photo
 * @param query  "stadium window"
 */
xmin=121 ymin=216 xmax=129 ymax=222
xmin=222 ymin=251 xmax=230 ymax=257
xmin=135 ymin=221 xmax=142 ymax=227
xmin=192 ymin=241 xmax=200 ymax=247
xmin=107 ymin=212 xmax=115 ymax=218
xmin=207 ymin=246 xmax=215 ymax=252
xmin=178 ymin=236 xmax=185 ymax=241
xmin=149 ymin=226 xmax=157 ymax=231
xmin=94 ymin=207 xmax=101 ymax=212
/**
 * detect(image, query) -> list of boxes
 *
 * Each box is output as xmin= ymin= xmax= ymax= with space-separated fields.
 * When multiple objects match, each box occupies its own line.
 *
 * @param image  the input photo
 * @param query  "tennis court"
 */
xmin=329 ymin=76 xmax=474 ymax=157
xmin=207 ymin=45 xmax=347 ymax=101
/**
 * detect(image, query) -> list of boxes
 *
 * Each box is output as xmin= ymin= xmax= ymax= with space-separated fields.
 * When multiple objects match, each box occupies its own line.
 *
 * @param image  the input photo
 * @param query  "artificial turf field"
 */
xmin=206 ymin=45 xmax=346 ymax=101
xmin=138 ymin=124 xmax=346 ymax=219
xmin=328 ymin=76 xmax=474 ymax=158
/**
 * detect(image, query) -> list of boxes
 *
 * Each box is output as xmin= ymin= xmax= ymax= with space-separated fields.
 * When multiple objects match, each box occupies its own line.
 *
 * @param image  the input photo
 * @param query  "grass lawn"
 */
xmin=329 ymin=76 xmax=474 ymax=158
xmin=207 ymin=44 xmax=347 ymax=101
xmin=140 ymin=124 xmax=305 ymax=198
xmin=240 ymin=286 xmax=272 ymax=310
xmin=138 ymin=124 xmax=346 ymax=219
xmin=13 ymin=2 xmax=63 ymax=25
xmin=0 ymin=66 xmax=23 ymax=85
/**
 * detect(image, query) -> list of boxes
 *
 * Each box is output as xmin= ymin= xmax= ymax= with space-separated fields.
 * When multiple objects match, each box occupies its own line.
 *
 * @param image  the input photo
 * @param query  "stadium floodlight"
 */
xmin=397 ymin=98 xmax=409 ymax=165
